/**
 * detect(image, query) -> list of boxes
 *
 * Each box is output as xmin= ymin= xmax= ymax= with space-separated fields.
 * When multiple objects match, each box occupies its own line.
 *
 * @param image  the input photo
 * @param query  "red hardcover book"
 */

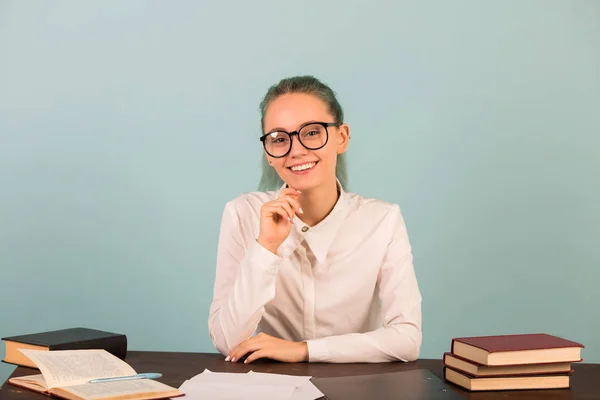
xmin=443 ymin=352 xmax=574 ymax=377
xmin=451 ymin=333 xmax=584 ymax=366
xmin=444 ymin=367 xmax=571 ymax=391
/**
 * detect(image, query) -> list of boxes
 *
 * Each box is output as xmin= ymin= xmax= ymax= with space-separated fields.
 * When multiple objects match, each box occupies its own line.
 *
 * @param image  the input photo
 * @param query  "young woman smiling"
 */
xmin=208 ymin=76 xmax=422 ymax=364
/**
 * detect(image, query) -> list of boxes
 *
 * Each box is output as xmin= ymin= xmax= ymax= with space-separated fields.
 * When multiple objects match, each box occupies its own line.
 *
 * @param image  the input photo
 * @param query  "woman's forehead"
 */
xmin=264 ymin=93 xmax=330 ymax=132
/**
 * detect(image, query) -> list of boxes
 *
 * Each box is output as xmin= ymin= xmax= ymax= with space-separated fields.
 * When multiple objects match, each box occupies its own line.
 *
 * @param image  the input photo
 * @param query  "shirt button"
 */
xmin=301 ymin=226 xmax=309 ymax=232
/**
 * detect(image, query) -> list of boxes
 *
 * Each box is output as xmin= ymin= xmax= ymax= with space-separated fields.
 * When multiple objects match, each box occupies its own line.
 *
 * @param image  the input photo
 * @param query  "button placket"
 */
xmin=298 ymin=242 xmax=315 ymax=339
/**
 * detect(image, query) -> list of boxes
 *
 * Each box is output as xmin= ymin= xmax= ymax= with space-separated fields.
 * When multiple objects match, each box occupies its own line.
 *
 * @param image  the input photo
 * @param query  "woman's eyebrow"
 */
xmin=265 ymin=120 xmax=321 ymax=134
xmin=265 ymin=127 xmax=286 ymax=134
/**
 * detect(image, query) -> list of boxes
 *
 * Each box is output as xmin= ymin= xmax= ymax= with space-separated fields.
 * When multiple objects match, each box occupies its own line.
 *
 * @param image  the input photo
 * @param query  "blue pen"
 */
xmin=89 ymin=373 xmax=162 ymax=383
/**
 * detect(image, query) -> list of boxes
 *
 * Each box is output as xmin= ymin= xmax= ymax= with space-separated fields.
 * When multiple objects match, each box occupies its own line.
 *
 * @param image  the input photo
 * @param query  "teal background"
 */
xmin=1 ymin=0 xmax=599 ymax=383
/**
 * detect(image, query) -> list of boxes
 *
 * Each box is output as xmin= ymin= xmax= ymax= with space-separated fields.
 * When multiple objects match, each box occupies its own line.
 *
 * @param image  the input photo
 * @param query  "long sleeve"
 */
xmin=208 ymin=201 xmax=282 ymax=355
xmin=305 ymin=205 xmax=422 ymax=363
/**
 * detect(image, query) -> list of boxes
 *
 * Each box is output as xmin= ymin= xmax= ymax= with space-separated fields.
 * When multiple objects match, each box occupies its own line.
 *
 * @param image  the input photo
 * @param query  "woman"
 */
xmin=208 ymin=76 xmax=422 ymax=364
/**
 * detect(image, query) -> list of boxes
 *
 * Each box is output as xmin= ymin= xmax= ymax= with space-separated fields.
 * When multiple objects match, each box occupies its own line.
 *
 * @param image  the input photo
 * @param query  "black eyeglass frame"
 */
xmin=259 ymin=121 xmax=341 ymax=158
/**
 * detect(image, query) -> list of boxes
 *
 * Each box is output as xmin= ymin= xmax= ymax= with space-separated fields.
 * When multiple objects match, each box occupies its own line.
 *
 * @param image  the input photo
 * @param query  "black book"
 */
xmin=2 ymin=327 xmax=127 ymax=368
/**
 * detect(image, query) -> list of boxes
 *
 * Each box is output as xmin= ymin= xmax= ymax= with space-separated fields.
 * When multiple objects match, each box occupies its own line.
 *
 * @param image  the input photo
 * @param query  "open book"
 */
xmin=8 ymin=349 xmax=183 ymax=400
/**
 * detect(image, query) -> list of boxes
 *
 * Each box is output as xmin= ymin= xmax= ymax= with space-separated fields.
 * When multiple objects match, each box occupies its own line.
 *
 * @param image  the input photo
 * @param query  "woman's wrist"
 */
xmin=257 ymin=237 xmax=280 ymax=254
xmin=298 ymin=341 xmax=309 ymax=362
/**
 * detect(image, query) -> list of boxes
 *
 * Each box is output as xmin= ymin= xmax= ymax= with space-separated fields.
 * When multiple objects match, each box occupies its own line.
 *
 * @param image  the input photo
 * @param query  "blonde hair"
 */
xmin=258 ymin=75 xmax=348 ymax=191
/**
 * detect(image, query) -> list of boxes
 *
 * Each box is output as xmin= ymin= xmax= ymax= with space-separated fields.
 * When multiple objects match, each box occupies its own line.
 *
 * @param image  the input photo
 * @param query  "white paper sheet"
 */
xmin=179 ymin=369 xmax=323 ymax=400
xmin=291 ymin=381 xmax=325 ymax=400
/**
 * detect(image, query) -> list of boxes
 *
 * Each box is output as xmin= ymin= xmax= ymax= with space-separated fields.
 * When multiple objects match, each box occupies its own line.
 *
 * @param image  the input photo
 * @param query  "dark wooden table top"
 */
xmin=1 ymin=351 xmax=599 ymax=399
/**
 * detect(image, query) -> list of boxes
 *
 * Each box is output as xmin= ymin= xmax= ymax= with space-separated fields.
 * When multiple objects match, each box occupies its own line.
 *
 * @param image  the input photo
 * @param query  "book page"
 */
xmin=8 ymin=374 xmax=49 ymax=392
xmin=57 ymin=379 xmax=179 ymax=400
xmin=19 ymin=349 xmax=136 ymax=389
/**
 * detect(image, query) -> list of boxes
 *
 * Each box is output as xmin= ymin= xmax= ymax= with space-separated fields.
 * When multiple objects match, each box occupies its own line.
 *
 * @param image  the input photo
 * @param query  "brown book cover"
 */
xmin=444 ymin=366 xmax=571 ymax=392
xmin=9 ymin=377 xmax=184 ymax=400
xmin=451 ymin=333 xmax=584 ymax=366
xmin=442 ymin=352 xmax=574 ymax=377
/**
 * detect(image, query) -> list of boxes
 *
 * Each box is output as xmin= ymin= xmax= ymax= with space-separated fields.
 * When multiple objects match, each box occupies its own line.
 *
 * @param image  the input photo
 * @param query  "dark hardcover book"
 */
xmin=2 ymin=327 xmax=127 ymax=368
xmin=442 ymin=352 xmax=574 ymax=377
xmin=444 ymin=366 xmax=571 ymax=391
xmin=451 ymin=333 xmax=584 ymax=366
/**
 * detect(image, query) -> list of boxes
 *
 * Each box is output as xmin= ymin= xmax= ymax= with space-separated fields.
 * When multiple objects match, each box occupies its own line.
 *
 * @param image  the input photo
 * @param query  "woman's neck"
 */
xmin=296 ymin=179 xmax=340 ymax=227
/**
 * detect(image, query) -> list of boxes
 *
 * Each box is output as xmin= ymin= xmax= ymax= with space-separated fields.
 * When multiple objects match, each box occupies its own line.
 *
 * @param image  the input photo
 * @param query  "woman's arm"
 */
xmin=208 ymin=200 xmax=282 ymax=355
xmin=306 ymin=204 xmax=422 ymax=363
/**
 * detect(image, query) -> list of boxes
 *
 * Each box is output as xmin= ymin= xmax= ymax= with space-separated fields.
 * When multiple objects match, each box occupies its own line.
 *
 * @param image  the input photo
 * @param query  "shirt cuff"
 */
xmin=247 ymin=239 xmax=281 ymax=276
xmin=306 ymin=338 xmax=330 ymax=363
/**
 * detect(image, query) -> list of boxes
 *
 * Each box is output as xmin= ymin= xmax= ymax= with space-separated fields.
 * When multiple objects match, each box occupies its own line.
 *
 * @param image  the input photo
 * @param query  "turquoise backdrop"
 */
xmin=1 ymin=0 xmax=598 ymax=383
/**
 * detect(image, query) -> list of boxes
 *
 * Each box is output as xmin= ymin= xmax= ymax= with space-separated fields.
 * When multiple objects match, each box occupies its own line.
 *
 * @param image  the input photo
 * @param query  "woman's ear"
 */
xmin=336 ymin=123 xmax=350 ymax=155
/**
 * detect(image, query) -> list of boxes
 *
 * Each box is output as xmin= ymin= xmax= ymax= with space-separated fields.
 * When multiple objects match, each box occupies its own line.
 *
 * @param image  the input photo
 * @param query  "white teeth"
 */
xmin=291 ymin=162 xmax=316 ymax=172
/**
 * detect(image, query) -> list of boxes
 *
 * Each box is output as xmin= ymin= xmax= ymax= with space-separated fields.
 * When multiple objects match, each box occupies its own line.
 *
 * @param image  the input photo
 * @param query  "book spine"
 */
xmin=50 ymin=335 xmax=127 ymax=359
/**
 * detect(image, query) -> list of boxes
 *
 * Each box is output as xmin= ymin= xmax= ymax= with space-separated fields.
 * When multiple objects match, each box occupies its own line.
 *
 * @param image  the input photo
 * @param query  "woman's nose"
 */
xmin=288 ymin=135 xmax=307 ymax=156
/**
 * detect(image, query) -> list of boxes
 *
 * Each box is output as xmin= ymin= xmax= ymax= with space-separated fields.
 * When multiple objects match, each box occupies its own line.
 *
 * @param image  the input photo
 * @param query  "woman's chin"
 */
xmin=293 ymin=177 xmax=333 ymax=193
xmin=284 ymin=175 xmax=320 ymax=191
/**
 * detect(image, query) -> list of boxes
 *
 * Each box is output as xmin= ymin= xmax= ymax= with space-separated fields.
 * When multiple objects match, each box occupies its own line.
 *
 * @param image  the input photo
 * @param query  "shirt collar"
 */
xmin=276 ymin=180 xmax=350 ymax=264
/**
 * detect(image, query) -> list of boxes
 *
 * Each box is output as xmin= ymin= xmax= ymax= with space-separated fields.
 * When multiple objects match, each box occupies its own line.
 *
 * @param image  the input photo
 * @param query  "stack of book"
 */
xmin=443 ymin=333 xmax=584 ymax=392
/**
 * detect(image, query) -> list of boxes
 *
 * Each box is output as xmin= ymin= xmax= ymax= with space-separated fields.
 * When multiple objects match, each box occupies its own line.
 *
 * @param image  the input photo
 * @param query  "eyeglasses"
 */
xmin=259 ymin=122 xmax=340 ymax=158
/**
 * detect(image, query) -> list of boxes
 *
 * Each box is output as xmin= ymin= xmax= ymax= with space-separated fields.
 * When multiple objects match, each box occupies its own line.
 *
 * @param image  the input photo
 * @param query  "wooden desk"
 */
xmin=1 ymin=351 xmax=599 ymax=399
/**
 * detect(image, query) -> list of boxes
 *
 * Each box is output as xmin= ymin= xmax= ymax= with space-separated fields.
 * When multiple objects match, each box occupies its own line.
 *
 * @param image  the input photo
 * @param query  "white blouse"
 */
xmin=208 ymin=183 xmax=422 ymax=363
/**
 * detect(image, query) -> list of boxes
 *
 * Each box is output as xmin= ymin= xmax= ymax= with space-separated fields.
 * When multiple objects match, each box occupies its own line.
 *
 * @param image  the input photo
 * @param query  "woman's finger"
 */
xmin=270 ymin=201 xmax=295 ymax=222
xmin=244 ymin=349 xmax=270 ymax=364
xmin=264 ymin=204 xmax=293 ymax=223
xmin=228 ymin=339 xmax=260 ymax=363
xmin=280 ymin=195 xmax=302 ymax=215
xmin=280 ymin=187 xmax=302 ymax=198
xmin=275 ymin=200 xmax=296 ymax=221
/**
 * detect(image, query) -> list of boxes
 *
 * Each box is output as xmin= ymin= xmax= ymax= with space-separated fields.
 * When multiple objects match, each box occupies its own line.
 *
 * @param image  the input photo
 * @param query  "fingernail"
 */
xmin=299 ymin=208 xmax=303 ymax=214
xmin=287 ymin=217 xmax=291 ymax=222
xmin=244 ymin=359 xmax=248 ymax=364
xmin=231 ymin=357 xmax=236 ymax=362
xmin=224 ymin=356 xmax=230 ymax=362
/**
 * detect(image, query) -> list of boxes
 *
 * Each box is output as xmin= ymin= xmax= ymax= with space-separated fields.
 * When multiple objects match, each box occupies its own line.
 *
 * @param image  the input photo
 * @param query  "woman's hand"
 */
xmin=257 ymin=187 xmax=302 ymax=254
xmin=226 ymin=333 xmax=308 ymax=364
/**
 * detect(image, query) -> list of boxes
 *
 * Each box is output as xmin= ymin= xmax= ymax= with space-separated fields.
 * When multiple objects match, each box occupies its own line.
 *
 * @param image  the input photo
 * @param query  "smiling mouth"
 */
xmin=288 ymin=161 xmax=318 ymax=172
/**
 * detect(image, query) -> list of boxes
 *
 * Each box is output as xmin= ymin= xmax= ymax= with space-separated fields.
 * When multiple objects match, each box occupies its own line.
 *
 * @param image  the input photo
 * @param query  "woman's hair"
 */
xmin=257 ymin=75 xmax=348 ymax=191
